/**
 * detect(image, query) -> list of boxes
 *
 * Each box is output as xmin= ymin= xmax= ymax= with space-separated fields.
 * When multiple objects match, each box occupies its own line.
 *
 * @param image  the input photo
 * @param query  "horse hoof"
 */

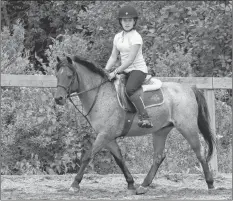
xmin=208 ymin=187 xmax=215 ymax=192
xmin=128 ymin=184 xmax=136 ymax=190
xmin=69 ymin=186 xmax=80 ymax=193
xmin=136 ymin=185 xmax=148 ymax=195
xmin=127 ymin=189 xmax=135 ymax=195
xmin=208 ymin=185 xmax=215 ymax=190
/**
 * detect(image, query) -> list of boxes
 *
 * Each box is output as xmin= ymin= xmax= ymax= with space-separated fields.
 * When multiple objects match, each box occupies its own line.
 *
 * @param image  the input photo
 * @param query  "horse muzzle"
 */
xmin=54 ymin=95 xmax=66 ymax=105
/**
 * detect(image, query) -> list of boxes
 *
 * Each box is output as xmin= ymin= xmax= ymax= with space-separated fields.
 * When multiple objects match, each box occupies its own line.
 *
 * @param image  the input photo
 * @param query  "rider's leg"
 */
xmin=126 ymin=70 xmax=153 ymax=128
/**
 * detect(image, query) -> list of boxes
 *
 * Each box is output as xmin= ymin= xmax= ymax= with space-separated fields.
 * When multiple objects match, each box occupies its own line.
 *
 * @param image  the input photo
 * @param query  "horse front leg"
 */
xmin=69 ymin=133 xmax=111 ymax=193
xmin=106 ymin=140 xmax=135 ymax=190
xmin=136 ymin=126 xmax=172 ymax=195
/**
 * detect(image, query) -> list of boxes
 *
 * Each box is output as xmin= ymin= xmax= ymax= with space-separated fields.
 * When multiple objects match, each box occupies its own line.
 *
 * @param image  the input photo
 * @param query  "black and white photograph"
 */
xmin=1 ymin=1 xmax=232 ymax=200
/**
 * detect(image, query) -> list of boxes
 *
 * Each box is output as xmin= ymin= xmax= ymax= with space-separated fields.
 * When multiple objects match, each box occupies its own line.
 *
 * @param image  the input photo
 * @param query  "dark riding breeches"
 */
xmin=125 ymin=70 xmax=147 ymax=97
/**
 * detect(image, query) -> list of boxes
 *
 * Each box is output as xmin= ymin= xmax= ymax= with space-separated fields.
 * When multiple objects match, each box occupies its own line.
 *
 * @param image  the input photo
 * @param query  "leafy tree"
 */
xmin=1 ymin=21 xmax=29 ymax=74
xmin=1 ymin=0 xmax=94 ymax=73
xmin=149 ymin=1 xmax=232 ymax=77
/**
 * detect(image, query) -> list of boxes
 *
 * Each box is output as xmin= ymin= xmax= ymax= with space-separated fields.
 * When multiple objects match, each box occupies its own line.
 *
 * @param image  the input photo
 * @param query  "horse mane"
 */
xmin=73 ymin=55 xmax=108 ymax=78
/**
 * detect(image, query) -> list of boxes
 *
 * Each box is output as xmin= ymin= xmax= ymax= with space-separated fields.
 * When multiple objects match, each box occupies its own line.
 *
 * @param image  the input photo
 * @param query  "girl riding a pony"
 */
xmin=105 ymin=5 xmax=153 ymax=128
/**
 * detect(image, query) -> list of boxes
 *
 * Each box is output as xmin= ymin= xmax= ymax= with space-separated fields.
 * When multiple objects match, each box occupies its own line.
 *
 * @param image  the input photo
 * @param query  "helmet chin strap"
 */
xmin=122 ymin=27 xmax=134 ymax=32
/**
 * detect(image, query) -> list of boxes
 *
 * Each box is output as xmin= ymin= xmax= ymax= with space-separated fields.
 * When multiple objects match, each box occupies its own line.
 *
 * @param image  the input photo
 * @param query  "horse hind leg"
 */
xmin=176 ymin=122 xmax=214 ymax=190
xmin=136 ymin=125 xmax=173 ymax=195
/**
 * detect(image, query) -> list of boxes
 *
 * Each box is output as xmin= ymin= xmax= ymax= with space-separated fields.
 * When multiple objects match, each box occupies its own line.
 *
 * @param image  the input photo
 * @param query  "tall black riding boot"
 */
xmin=129 ymin=93 xmax=153 ymax=128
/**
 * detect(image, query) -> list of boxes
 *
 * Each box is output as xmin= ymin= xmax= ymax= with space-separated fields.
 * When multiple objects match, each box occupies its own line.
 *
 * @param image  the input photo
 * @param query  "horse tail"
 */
xmin=192 ymin=86 xmax=215 ymax=162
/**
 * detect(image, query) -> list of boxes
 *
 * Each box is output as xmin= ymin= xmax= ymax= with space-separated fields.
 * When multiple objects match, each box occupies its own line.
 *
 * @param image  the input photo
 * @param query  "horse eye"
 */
xmin=67 ymin=74 xmax=72 ymax=79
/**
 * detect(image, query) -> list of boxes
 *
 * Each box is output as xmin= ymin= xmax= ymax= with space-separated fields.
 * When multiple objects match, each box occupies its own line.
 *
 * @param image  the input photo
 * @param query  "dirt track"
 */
xmin=1 ymin=173 xmax=232 ymax=200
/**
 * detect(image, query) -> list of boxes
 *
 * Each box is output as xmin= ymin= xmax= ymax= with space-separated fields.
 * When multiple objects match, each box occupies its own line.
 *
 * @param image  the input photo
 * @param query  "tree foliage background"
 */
xmin=1 ymin=1 xmax=232 ymax=175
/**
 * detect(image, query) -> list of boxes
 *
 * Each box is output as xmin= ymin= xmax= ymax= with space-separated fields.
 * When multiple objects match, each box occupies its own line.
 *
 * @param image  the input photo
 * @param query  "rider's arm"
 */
xmin=115 ymin=44 xmax=140 ymax=74
xmin=105 ymin=45 xmax=119 ymax=71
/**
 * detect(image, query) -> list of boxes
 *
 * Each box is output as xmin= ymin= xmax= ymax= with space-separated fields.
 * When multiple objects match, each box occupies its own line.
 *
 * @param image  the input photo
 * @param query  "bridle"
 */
xmin=56 ymin=70 xmax=77 ymax=97
xmin=56 ymin=67 xmax=108 ymax=127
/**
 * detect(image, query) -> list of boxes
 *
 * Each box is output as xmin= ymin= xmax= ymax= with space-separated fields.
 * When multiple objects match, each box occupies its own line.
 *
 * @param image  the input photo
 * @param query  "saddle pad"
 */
xmin=143 ymin=88 xmax=164 ymax=108
xmin=142 ymin=76 xmax=162 ymax=92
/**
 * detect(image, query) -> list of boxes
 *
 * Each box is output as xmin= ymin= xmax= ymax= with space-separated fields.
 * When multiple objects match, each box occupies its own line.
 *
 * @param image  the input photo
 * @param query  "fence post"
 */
xmin=204 ymin=89 xmax=218 ymax=175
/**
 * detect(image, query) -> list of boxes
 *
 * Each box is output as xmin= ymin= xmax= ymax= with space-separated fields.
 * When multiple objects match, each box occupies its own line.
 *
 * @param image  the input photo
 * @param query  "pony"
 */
xmin=54 ymin=55 xmax=215 ymax=194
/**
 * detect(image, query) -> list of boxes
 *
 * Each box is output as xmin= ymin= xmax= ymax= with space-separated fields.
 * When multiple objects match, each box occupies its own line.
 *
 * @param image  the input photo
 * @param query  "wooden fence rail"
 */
xmin=1 ymin=74 xmax=232 ymax=174
xmin=1 ymin=74 xmax=231 ymax=89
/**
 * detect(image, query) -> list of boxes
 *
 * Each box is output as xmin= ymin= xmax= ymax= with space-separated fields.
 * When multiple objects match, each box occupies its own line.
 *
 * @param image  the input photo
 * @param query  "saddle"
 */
xmin=114 ymin=74 xmax=163 ymax=113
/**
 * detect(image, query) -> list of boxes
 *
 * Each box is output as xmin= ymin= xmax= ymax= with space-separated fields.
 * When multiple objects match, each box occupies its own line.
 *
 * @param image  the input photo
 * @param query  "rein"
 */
xmin=68 ymin=79 xmax=108 ymax=128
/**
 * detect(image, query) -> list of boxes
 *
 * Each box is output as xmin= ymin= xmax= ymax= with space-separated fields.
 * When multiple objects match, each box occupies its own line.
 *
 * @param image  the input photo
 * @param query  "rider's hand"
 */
xmin=105 ymin=69 xmax=111 ymax=73
xmin=108 ymin=71 xmax=117 ymax=81
xmin=108 ymin=69 xmax=118 ymax=81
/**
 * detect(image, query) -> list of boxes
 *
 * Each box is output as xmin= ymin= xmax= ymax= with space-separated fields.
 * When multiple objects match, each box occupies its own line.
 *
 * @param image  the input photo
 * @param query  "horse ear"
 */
xmin=57 ymin=56 xmax=61 ymax=62
xmin=67 ymin=56 xmax=73 ymax=64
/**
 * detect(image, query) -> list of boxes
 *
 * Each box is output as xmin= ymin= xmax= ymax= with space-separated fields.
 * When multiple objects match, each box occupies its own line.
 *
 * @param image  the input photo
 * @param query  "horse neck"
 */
xmin=74 ymin=64 xmax=123 ymax=129
xmin=75 ymin=64 xmax=105 ymax=112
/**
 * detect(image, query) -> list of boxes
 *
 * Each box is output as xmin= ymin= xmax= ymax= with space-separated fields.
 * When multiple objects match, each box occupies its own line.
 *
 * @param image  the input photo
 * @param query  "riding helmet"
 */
xmin=118 ymin=5 xmax=138 ymax=19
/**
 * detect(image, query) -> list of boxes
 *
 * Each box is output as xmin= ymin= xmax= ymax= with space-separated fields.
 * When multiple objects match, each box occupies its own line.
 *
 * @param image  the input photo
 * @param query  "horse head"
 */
xmin=54 ymin=56 xmax=79 ymax=105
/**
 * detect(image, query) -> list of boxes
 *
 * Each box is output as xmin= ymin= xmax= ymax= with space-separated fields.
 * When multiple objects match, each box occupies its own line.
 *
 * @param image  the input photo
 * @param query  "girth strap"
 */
xmin=120 ymin=111 xmax=136 ymax=137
